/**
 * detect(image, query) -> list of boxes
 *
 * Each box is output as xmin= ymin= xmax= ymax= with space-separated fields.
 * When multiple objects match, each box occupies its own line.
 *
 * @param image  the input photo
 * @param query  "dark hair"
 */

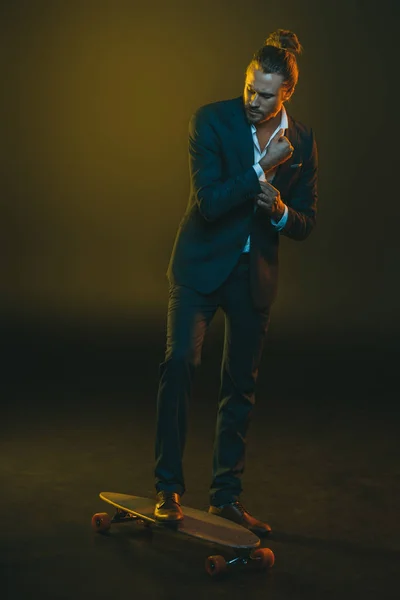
xmin=247 ymin=29 xmax=303 ymax=96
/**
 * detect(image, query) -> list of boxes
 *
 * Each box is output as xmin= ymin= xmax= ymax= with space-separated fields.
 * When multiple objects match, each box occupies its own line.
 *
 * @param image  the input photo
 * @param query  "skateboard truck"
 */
xmin=205 ymin=547 xmax=275 ymax=576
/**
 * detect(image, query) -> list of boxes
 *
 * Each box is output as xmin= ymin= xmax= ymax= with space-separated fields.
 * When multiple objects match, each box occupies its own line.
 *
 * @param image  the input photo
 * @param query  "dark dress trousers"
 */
xmin=155 ymin=95 xmax=318 ymax=506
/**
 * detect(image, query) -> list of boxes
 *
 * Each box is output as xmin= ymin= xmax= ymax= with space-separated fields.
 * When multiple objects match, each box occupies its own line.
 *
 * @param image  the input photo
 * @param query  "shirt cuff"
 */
xmin=271 ymin=204 xmax=288 ymax=230
xmin=253 ymin=163 xmax=264 ymax=179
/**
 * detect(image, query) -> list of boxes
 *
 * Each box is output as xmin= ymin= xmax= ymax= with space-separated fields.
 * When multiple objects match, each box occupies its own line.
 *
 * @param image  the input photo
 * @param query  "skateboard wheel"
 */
xmin=250 ymin=547 xmax=275 ymax=569
xmin=91 ymin=512 xmax=111 ymax=533
xmin=205 ymin=555 xmax=227 ymax=577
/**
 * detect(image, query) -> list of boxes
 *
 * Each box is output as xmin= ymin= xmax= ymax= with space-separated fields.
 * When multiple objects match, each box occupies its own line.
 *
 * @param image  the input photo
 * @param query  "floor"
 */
xmin=1 ymin=317 xmax=399 ymax=599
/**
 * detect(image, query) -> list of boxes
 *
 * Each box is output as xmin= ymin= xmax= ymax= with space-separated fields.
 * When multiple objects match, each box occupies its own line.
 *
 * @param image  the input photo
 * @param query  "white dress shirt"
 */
xmin=242 ymin=105 xmax=289 ymax=253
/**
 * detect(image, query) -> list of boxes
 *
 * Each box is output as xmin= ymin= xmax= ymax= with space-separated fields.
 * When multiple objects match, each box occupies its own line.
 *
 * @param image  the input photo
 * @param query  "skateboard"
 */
xmin=92 ymin=492 xmax=275 ymax=577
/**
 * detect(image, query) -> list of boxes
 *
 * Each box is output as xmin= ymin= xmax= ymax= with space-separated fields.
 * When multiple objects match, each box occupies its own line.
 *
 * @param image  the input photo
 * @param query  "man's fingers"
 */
xmin=259 ymin=180 xmax=273 ymax=189
xmin=259 ymin=181 xmax=275 ymax=193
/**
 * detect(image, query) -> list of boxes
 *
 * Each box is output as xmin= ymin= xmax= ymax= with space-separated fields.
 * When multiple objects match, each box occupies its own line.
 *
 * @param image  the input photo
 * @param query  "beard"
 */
xmin=245 ymin=107 xmax=262 ymax=122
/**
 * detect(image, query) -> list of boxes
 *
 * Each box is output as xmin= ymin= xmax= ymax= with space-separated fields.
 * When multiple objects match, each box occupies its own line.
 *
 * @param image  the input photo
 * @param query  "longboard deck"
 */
xmin=100 ymin=492 xmax=260 ymax=550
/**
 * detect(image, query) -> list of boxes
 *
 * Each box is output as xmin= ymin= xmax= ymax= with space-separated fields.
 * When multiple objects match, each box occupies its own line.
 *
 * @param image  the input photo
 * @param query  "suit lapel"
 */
xmin=271 ymin=114 xmax=300 ymax=189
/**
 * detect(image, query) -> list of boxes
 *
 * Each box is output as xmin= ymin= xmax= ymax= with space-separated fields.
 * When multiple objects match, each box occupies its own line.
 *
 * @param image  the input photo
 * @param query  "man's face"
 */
xmin=243 ymin=63 xmax=290 ymax=126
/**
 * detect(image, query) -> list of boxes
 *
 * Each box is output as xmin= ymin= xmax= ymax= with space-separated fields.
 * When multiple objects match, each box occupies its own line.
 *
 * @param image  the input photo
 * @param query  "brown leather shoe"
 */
xmin=208 ymin=501 xmax=271 ymax=537
xmin=154 ymin=491 xmax=184 ymax=522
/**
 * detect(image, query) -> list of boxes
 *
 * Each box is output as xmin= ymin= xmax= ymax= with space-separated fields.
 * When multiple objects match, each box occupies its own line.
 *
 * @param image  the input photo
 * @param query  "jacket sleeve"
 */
xmin=188 ymin=107 xmax=263 ymax=222
xmin=281 ymin=128 xmax=318 ymax=241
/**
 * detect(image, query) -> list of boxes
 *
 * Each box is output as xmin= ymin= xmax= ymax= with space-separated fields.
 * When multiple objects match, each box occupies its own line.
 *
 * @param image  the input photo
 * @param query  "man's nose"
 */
xmin=249 ymin=93 xmax=259 ymax=107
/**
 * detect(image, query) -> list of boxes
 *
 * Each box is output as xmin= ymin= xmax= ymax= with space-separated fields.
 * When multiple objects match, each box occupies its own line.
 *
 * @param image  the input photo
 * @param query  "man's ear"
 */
xmin=283 ymin=87 xmax=295 ymax=102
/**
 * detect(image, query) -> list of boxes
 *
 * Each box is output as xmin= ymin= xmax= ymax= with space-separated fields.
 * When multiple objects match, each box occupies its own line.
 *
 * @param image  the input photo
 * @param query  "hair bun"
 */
xmin=264 ymin=29 xmax=303 ymax=55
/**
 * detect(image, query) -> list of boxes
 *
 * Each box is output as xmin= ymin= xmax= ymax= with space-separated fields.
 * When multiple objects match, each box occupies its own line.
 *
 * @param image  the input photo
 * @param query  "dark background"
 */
xmin=1 ymin=1 xmax=399 ymax=599
xmin=1 ymin=0 xmax=399 ymax=336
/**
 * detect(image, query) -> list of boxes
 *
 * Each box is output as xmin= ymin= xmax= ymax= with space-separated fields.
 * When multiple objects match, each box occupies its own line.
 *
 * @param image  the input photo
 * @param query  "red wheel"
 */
xmin=91 ymin=512 xmax=111 ymax=533
xmin=250 ymin=547 xmax=275 ymax=569
xmin=205 ymin=555 xmax=227 ymax=577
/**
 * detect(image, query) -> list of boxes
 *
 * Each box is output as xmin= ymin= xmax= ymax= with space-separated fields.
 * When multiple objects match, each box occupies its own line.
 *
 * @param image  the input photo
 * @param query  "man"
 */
xmin=153 ymin=30 xmax=318 ymax=536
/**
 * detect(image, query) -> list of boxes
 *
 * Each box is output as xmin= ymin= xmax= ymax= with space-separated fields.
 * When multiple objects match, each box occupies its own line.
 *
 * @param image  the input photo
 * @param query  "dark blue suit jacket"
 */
xmin=166 ymin=95 xmax=318 ymax=309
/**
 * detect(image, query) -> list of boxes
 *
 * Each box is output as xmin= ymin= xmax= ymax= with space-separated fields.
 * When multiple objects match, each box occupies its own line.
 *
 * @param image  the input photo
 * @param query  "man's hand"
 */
xmin=259 ymin=128 xmax=294 ymax=174
xmin=256 ymin=180 xmax=286 ymax=220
